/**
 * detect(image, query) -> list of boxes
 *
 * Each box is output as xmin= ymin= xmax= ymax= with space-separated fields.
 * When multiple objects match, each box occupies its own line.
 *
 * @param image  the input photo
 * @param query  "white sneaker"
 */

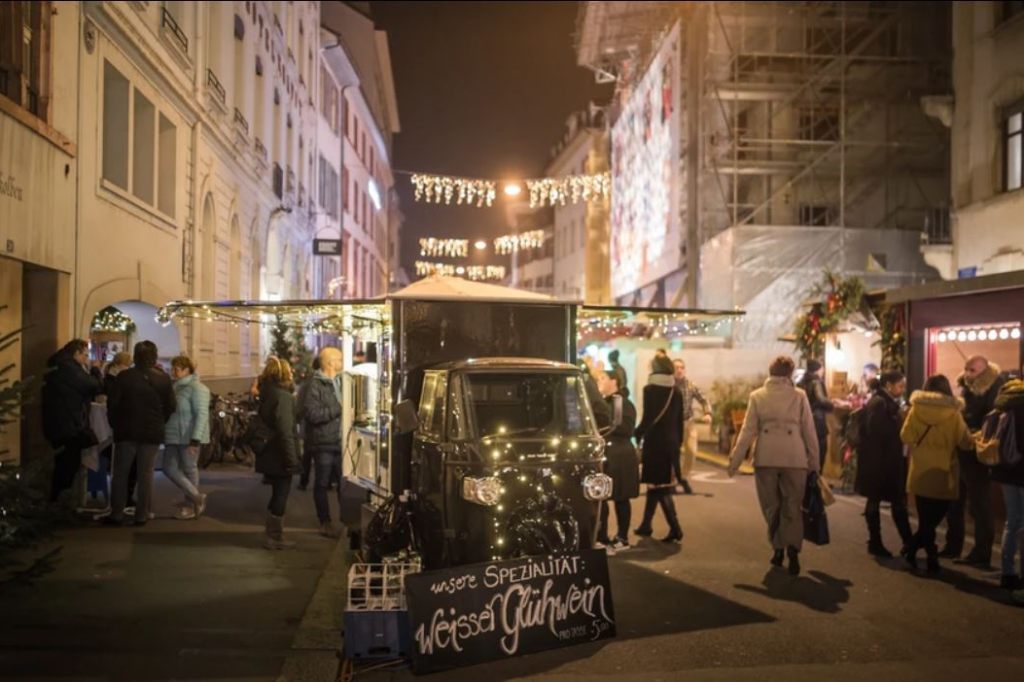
xmin=175 ymin=507 xmax=197 ymax=520
xmin=194 ymin=493 xmax=208 ymax=518
xmin=610 ymin=538 xmax=631 ymax=554
xmin=595 ymin=541 xmax=616 ymax=556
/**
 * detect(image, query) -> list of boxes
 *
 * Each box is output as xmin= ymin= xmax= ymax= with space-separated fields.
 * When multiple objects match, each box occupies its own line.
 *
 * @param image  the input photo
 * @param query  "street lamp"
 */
xmin=503 ymin=183 xmax=522 ymax=197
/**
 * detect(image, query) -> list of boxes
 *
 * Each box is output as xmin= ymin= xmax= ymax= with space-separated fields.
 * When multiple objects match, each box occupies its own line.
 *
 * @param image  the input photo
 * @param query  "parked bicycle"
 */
xmin=199 ymin=392 xmax=257 ymax=468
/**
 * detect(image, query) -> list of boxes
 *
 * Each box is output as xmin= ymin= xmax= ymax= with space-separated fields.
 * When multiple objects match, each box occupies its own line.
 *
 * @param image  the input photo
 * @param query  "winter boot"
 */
xmin=264 ymin=513 xmax=296 ymax=550
xmin=657 ymin=489 xmax=684 ymax=543
xmin=634 ymin=492 xmax=659 ymax=537
xmin=903 ymin=536 xmax=919 ymax=571
xmin=771 ymin=549 xmax=785 ymax=567
xmin=786 ymin=546 xmax=801 ymax=576
xmin=865 ymin=506 xmax=892 ymax=558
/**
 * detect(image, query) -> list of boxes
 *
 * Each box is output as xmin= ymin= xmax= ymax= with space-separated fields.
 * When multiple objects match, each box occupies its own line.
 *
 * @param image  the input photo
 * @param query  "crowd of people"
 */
xmin=724 ymin=352 xmax=1024 ymax=602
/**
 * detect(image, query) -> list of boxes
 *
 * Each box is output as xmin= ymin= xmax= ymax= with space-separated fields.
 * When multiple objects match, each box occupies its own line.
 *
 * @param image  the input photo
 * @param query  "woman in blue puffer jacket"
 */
xmin=164 ymin=355 xmax=211 ymax=519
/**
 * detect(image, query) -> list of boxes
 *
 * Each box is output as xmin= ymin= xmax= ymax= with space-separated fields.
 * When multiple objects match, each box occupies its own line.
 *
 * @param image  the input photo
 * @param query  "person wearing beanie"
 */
xmin=797 ymin=359 xmax=834 ymax=471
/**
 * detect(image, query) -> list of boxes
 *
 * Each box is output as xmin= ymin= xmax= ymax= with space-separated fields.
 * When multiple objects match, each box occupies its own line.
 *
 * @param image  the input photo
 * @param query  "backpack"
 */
xmin=844 ymin=406 xmax=865 ymax=449
xmin=975 ymin=410 xmax=1020 ymax=468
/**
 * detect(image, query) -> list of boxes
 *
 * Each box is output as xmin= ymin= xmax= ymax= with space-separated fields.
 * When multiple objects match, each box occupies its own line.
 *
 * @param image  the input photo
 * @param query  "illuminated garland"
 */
xmin=493 ymin=230 xmax=546 ymax=255
xmin=526 ymin=172 xmax=611 ymax=208
xmin=411 ymin=174 xmax=496 ymax=208
xmin=91 ymin=306 xmax=136 ymax=334
xmin=419 ymin=237 xmax=469 ymax=259
xmin=874 ymin=304 xmax=906 ymax=373
xmin=414 ymin=261 xmax=506 ymax=281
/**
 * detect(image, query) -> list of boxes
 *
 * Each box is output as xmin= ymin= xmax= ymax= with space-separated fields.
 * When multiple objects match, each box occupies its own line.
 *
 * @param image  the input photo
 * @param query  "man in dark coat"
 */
xmin=855 ymin=370 xmax=912 ymax=557
xmin=798 ymin=360 xmax=834 ymax=472
xmin=944 ymin=356 xmax=1008 ymax=567
xmin=106 ymin=341 xmax=176 ymax=526
xmin=41 ymin=339 xmax=103 ymax=502
xmin=298 ymin=348 xmax=344 ymax=538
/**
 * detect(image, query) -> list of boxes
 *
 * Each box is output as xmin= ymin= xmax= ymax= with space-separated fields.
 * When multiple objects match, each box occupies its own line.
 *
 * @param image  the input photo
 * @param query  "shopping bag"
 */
xmin=802 ymin=472 xmax=830 ymax=546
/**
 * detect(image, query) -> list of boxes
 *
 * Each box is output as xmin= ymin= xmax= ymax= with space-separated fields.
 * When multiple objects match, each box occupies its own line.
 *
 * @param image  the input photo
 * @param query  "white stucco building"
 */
xmin=547 ymin=108 xmax=610 ymax=304
xmin=926 ymin=2 xmax=1024 ymax=279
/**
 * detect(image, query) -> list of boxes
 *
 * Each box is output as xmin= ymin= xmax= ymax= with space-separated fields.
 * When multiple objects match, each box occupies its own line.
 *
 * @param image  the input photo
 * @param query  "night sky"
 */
xmin=370 ymin=1 xmax=612 ymax=277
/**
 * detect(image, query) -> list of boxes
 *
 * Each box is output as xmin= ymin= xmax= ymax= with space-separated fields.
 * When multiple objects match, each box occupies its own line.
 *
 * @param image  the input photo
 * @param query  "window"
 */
xmin=798 ymin=204 xmax=836 ymax=226
xmin=342 ymin=167 xmax=349 ymax=212
xmin=102 ymin=60 xmax=178 ymax=217
xmin=353 ymin=181 xmax=360 ymax=223
xmin=1005 ymin=103 xmax=1023 ymax=192
xmin=320 ymin=65 xmax=338 ymax=133
xmin=318 ymin=155 xmax=339 ymax=219
xmin=0 ymin=1 xmax=52 ymax=121
xmin=102 ymin=62 xmax=130 ymax=190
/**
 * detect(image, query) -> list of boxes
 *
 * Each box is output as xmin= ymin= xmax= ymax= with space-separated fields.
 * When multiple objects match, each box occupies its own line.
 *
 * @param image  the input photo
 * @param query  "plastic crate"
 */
xmin=343 ymin=562 xmax=420 ymax=660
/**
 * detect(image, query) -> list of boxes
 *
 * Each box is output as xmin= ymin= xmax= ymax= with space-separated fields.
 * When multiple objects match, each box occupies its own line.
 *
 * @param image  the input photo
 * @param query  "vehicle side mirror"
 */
xmin=394 ymin=400 xmax=420 ymax=435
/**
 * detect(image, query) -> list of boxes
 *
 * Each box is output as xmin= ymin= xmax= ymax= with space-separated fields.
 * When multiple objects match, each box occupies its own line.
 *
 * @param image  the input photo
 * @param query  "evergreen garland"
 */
xmin=874 ymin=304 xmax=907 ymax=373
xmin=793 ymin=270 xmax=866 ymax=360
xmin=270 ymin=314 xmax=293 ymax=362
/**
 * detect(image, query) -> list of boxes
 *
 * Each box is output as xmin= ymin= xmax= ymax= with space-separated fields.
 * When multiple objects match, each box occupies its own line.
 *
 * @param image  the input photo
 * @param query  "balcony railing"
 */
xmin=233 ymin=108 xmax=249 ymax=135
xmin=254 ymin=137 xmax=268 ymax=162
xmin=206 ymin=69 xmax=226 ymax=105
xmin=161 ymin=8 xmax=189 ymax=54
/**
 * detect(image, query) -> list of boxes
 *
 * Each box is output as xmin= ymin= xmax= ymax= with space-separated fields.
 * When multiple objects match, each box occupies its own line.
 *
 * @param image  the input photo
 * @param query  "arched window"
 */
xmin=200 ymin=194 xmax=216 ymax=354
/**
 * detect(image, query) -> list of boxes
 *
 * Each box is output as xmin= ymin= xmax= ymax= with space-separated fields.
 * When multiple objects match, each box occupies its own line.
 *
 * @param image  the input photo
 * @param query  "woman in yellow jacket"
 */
xmin=900 ymin=375 xmax=974 ymax=574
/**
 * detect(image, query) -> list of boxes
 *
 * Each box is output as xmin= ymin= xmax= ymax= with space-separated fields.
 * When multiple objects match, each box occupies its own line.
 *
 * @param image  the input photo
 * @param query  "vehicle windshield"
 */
xmin=459 ymin=371 xmax=597 ymax=440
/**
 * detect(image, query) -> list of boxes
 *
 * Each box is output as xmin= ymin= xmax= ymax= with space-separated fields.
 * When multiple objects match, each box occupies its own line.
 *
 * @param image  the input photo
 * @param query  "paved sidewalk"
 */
xmin=0 ymin=466 xmax=340 ymax=682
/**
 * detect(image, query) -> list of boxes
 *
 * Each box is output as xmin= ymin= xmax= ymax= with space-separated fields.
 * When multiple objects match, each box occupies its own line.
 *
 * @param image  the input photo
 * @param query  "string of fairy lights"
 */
xmin=407 ymin=171 xmax=610 ymax=210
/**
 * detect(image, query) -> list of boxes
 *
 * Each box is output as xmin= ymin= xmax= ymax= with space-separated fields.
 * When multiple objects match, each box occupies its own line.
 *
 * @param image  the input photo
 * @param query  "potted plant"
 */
xmin=708 ymin=375 xmax=765 ymax=453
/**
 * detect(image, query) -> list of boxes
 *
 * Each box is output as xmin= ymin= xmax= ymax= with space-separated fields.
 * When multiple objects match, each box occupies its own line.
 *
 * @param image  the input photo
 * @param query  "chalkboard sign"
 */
xmin=405 ymin=549 xmax=615 ymax=674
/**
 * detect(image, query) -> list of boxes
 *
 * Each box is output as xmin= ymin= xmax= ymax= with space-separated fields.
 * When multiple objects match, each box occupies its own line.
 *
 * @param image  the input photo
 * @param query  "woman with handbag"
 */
xmin=728 ymin=356 xmax=820 ymax=575
xmin=900 ymin=375 xmax=973 ymax=575
xmin=255 ymin=357 xmax=301 ymax=550
xmin=634 ymin=355 xmax=684 ymax=543
xmin=855 ymin=370 xmax=913 ymax=558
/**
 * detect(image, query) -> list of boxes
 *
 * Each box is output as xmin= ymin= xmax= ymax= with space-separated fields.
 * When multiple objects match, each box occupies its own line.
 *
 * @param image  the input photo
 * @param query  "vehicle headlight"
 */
xmin=461 ymin=476 xmax=502 ymax=506
xmin=582 ymin=473 xmax=613 ymax=501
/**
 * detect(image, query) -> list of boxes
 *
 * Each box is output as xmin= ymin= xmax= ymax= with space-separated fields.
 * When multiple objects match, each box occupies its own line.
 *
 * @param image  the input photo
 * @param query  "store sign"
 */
xmin=312 ymin=238 xmax=342 ymax=256
xmin=405 ymin=549 xmax=616 ymax=674
xmin=958 ymin=267 xmax=977 ymax=279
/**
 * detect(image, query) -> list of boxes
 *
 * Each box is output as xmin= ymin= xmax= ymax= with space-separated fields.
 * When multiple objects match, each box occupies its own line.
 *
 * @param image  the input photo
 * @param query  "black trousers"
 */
xmin=267 ymin=475 xmax=293 ymax=517
xmin=599 ymin=500 xmax=632 ymax=541
xmin=914 ymin=496 xmax=951 ymax=554
xmin=865 ymin=495 xmax=913 ymax=547
xmin=944 ymin=450 xmax=994 ymax=560
xmin=50 ymin=440 xmax=81 ymax=502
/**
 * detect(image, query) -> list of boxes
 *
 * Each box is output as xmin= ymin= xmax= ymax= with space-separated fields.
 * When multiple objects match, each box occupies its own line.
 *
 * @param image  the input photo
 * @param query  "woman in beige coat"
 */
xmin=729 ymin=356 xmax=820 ymax=575
xmin=900 ymin=374 xmax=973 ymax=575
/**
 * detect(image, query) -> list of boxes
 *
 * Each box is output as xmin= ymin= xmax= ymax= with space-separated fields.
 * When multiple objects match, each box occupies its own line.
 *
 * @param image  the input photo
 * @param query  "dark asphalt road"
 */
xmin=0 ymin=466 xmax=339 ymax=682
xmin=360 ymin=464 xmax=1024 ymax=681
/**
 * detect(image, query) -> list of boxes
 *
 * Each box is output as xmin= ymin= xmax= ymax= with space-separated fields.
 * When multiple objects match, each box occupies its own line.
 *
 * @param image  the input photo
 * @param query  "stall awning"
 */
xmin=884 ymin=270 xmax=1024 ymax=304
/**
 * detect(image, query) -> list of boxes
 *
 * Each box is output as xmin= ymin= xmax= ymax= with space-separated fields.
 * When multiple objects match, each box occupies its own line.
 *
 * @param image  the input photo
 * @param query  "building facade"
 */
xmin=0 ymin=1 xmax=79 ymax=461
xmin=547 ymin=108 xmax=611 ymax=304
xmin=577 ymin=1 xmax=949 ymax=346
xmin=322 ymin=1 xmax=400 ymax=299
xmin=0 ymin=1 xmax=402 ymax=461
xmin=932 ymin=2 xmax=1024 ymax=279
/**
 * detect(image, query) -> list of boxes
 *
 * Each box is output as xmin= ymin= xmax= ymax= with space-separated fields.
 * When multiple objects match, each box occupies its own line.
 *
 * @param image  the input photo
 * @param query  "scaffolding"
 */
xmin=576 ymin=1 xmax=951 ymax=339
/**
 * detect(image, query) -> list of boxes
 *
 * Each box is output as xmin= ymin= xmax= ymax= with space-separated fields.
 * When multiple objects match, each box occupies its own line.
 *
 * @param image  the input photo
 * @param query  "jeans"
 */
xmin=676 ymin=420 xmax=699 ymax=482
xmin=913 ymin=495 xmax=951 ymax=555
xmin=163 ymin=444 xmax=201 ymax=501
xmin=1001 ymin=484 xmax=1024 ymax=577
xmin=313 ymin=449 xmax=342 ymax=523
xmin=298 ymin=440 xmax=313 ymax=488
xmin=267 ymin=475 xmax=292 ymax=517
xmin=111 ymin=442 xmax=159 ymax=522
